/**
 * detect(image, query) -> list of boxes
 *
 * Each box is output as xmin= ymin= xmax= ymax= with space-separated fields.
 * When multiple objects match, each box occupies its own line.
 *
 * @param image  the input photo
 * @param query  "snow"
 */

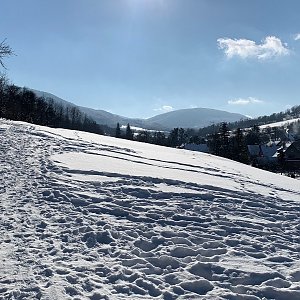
xmin=120 ymin=125 xmax=163 ymax=133
xmin=259 ymin=117 xmax=300 ymax=129
xmin=1 ymin=118 xmax=300 ymax=300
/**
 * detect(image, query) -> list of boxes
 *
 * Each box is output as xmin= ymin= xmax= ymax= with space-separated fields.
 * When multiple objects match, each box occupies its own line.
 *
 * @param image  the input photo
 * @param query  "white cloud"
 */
xmin=228 ymin=97 xmax=264 ymax=105
xmin=154 ymin=105 xmax=174 ymax=112
xmin=294 ymin=33 xmax=300 ymax=41
xmin=218 ymin=36 xmax=290 ymax=59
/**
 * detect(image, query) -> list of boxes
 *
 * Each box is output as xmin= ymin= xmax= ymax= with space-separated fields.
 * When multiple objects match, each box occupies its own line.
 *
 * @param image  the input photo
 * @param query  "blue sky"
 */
xmin=1 ymin=0 xmax=300 ymax=118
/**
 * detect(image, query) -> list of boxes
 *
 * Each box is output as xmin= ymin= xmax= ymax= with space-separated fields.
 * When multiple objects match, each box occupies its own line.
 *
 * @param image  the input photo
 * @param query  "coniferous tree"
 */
xmin=116 ymin=123 xmax=121 ymax=138
xmin=245 ymin=124 xmax=261 ymax=145
xmin=152 ymin=131 xmax=166 ymax=146
xmin=232 ymin=128 xmax=248 ymax=163
xmin=178 ymin=128 xmax=187 ymax=146
xmin=125 ymin=123 xmax=133 ymax=140
xmin=168 ymin=128 xmax=179 ymax=147
xmin=208 ymin=132 xmax=221 ymax=155
xmin=219 ymin=122 xmax=230 ymax=158
xmin=136 ymin=130 xmax=151 ymax=143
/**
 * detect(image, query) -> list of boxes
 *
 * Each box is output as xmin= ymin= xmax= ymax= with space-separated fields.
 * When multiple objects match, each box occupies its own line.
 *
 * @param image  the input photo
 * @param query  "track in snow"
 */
xmin=1 ymin=120 xmax=300 ymax=300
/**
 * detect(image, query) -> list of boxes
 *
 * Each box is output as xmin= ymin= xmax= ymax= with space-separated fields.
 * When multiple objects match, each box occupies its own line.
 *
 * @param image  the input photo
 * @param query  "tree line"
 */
xmin=115 ymin=123 xmax=168 ymax=146
xmin=0 ymin=76 xmax=107 ymax=134
xmin=114 ymin=123 xmax=214 ymax=148
xmin=197 ymin=105 xmax=300 ymax=137
xmin=115 ymin=121 xmax=300 ymax=165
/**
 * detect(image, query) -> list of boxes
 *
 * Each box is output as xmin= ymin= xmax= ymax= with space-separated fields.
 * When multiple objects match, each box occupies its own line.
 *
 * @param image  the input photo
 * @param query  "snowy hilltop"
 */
xmin=1 ymin=118 xmax=300 ymax=300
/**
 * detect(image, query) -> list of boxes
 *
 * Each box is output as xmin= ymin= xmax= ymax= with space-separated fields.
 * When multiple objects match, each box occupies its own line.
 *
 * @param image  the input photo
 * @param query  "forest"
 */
xmin=0 ymin=76 xmax=114 ymax=135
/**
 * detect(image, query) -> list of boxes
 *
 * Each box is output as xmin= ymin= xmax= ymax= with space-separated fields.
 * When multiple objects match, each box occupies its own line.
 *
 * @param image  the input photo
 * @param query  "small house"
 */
xmin=284 ymin=140 xmax=300 ymax=170
xmin=247 ymin=144 xmax=279 ymax=166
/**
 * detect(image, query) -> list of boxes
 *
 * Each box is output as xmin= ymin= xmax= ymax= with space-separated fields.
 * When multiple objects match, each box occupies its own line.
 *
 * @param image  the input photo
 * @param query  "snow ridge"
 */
xmin=0 ymin=119 xmax=300 ymax=299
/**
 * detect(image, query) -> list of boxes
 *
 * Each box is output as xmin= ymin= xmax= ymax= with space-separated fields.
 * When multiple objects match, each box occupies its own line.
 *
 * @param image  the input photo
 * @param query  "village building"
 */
xmin=247 ymin=143 xmax=279 ymax=166
xmin=283 ymin=140 xmax=300 ymax=170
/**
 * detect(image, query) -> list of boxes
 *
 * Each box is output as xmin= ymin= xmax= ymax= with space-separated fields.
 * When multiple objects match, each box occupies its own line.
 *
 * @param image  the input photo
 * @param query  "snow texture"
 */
xmin=0 ymin=119 xmax=300 ymax=300
xmin=259 ymin=118 xmax=300 ymax=129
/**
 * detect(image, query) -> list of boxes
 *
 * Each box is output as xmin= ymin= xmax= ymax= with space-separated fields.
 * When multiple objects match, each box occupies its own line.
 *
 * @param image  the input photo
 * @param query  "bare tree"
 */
xmin=0 ymin=39 xmax=13 ymax=69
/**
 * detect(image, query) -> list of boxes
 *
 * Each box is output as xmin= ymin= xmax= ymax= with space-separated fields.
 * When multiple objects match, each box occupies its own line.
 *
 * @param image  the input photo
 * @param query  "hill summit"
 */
xmin=147 ymin=108 xmax=246 ymax=129
xmin=32 ymin=89 xmax=246 ymax=130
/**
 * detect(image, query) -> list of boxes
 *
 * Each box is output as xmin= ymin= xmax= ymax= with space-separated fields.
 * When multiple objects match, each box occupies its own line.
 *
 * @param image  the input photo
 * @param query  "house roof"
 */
xmin=290 ymin=140 xmax=300 ymax=151
xmin=285 ymin=140 xmax=300 ymax=158
xmin=247 ymin=144 xmax=278 ymax=158
xmin=184 ymin=143 xmax=209 ymax=153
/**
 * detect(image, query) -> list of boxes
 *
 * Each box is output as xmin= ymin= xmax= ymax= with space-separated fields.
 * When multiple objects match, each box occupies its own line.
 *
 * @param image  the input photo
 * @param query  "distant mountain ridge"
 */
xmin=147 ymin=108 xmax=246 ymax=129
xmin=31 ymin=89 xmax=247 ymax=130
xmin=31 ymin=89 xmax=167 ymax=131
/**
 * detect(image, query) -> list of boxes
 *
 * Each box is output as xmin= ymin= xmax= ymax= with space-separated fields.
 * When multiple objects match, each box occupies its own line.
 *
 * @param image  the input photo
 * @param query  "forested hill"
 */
xmin=197 ymin=105 xmax=300 ymax=136
xmin=0 ymin=80 xmax=113 ymax=135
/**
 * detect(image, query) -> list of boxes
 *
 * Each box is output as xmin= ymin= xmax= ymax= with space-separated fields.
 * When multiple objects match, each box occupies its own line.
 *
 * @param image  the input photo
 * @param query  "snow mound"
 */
xmin=0 ymin=119 xmax=300 ymax=299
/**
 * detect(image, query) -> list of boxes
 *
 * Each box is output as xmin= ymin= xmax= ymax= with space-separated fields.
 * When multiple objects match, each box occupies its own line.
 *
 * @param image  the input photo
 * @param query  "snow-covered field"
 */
xmin=259 ymin=117 xmax=300 ymax=130
xmin=1 ymin=119 xmax=300 ymax=300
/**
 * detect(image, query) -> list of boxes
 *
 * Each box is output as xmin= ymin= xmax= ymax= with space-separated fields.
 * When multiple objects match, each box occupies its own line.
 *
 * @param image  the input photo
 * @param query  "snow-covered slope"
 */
xmin=1 ymin=119 xmax=300 ymax=300
xmin=259 ymin=117 xmax=300 ymax=129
